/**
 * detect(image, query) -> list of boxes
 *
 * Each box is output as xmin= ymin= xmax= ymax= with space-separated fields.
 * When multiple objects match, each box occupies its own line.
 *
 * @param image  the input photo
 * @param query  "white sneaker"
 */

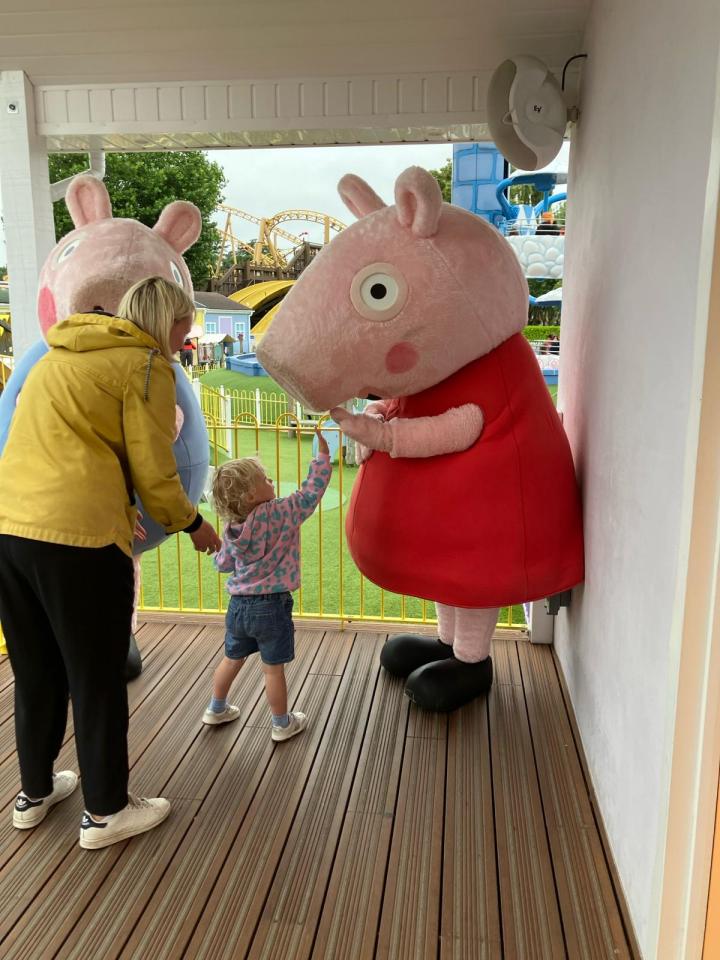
xmin=202 ymin=704 xmax=241 ymax=726
xmin=271 ymin=711 xmax=307 ymax=742
xmin=79 ymin=794 xmax=171 ymax=850
xmin=13 ymin=770 xmax=79 ymax=829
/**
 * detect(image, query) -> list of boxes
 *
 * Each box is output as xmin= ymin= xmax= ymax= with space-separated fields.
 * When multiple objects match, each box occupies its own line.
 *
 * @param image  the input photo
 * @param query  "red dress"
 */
xmin=345 ymin=333 xmax=584 ymax=608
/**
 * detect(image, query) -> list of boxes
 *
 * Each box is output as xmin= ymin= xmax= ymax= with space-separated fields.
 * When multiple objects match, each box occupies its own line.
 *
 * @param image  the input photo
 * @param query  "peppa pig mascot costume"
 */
xmin=257 ymin=166 xmax=584 ymax=712
xmin=0 ymin=174 xmax=210 ymax=680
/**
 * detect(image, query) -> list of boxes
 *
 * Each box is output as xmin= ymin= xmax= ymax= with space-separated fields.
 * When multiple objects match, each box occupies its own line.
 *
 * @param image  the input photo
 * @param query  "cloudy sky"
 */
xmin=0 ymin=143 xmax=453 ymax=265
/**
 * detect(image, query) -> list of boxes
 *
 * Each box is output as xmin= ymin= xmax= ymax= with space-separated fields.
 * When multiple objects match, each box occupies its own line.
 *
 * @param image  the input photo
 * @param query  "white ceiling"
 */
xmin=0 ymin=0 xmax=590 ymax=86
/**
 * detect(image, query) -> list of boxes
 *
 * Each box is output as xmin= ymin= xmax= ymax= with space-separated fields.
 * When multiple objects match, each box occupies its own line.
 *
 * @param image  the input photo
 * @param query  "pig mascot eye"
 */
xmin=56 ymin=238 xmax=82 ymax=264
xmin=350 ymin=262 xmax=408 ymax=322
xmin=170 ymin=261 xmax=184 ymax=286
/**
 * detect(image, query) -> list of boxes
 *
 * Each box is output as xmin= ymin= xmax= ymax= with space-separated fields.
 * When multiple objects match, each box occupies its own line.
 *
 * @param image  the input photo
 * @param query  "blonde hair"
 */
xmin=212 ymin=457 xmax=268 ymax=523
xmin=117 ymin=276 xmax=195 ymax=362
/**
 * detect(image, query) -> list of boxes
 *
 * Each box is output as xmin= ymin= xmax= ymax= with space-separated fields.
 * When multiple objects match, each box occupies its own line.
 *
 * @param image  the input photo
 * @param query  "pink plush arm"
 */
xmin=331 ymin=404 xmax=484 ymax=459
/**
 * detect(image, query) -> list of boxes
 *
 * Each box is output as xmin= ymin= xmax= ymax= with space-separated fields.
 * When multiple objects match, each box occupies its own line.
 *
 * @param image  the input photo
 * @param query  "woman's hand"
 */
xmin=189 ymin=518 xmax=222 ymax=554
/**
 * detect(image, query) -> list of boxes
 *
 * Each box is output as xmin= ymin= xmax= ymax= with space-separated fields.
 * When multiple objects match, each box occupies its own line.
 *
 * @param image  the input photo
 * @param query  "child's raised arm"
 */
xmin=284 ymin=427 xmax=332 ymax=523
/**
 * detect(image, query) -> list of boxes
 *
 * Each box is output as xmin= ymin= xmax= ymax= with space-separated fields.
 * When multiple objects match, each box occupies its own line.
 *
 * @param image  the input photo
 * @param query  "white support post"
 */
xmin=255 ymin=387 xmax=261 ymax=424
xmin=219 ymin=386 xmax=232 ymax=453
xmin=0 ymin=71 xmax=55 ymax=360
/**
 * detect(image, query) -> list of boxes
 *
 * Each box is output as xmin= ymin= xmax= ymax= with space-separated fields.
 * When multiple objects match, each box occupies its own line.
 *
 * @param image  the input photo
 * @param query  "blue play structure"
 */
xmin=495 ymin=169 xmax=567 ymax=236
xmin=226 ymin=353 xmax=268 ymax=377
xmin=451 ymin=144 xmax=506 ymax=228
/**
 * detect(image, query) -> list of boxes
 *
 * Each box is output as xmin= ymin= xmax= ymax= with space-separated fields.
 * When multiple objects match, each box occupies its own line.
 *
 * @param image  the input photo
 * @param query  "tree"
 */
xmin=49 ymin=152 xmax=227 ymax=289
xmin=428 ymin=159 xmax=452 ymax=202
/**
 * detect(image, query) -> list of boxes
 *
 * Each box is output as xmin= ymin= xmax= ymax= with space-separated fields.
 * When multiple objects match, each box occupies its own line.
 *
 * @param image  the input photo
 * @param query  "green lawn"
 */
xmin=139 ymin=426 xmax=524 ymax=627
xmin=199 ymin=367 xmax=288 ymax=397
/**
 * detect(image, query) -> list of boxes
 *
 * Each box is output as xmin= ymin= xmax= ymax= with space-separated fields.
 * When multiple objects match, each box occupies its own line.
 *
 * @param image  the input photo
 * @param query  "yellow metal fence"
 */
xmin=0 ymin=383 xmax=526 ymax=655
xmin=138 ymin=411 xmax=527 ymax=631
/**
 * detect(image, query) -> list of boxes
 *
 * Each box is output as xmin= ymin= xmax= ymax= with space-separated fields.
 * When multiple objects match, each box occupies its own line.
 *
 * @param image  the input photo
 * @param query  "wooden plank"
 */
xmin=441 ymin=697 xmax=502 ymax=960
xmin=246 ymin=634 xmax=385 ymax=960
xmin=245 ymin=630 xmax=352 ymax=727
xmin=0 ymin=799 xmax=199 ymax=960
xmin=375 ymin=723 xmax=446 ymax=958
xmin=0 ymin=624 xmax=219 ymax=936
xmin=312 ymin=668 xmax=409 ymax=959
xmin=518 ymin=642 xmax=633 ymax=959
xmin=118 ymin=631 xmax=353 ymax=960
xmin=0 ymin=619 xmax=200 ymax=769
xmin=490 ymin=641 xmax=566 ymax=958
xmin=0 ymin=621 xmax=199 ymax=868
xmin=552 ymin=651 xmax=643 ymax=960
xmin=54 ymin=629 xmax=324 ymax=960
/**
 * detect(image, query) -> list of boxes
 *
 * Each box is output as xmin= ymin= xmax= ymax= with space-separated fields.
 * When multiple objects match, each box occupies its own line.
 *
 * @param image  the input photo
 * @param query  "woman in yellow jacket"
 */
xmin=0 ymin=276 xmax=221 ymax=850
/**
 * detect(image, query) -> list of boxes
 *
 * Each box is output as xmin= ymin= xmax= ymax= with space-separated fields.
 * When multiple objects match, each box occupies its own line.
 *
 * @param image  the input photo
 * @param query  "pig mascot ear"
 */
xmin=65 ymin=174 xmax=112 ymax=228
xmin=338 ymin=174 xmax=386 ymax=219
xmin=394 ymin=166 xmax=443 ymax=239
xmin=153 ymin=201 xmax=202 ymax=254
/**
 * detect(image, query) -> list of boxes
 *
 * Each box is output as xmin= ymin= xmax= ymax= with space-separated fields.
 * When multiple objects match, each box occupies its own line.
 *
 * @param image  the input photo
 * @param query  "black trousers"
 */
xmin=0 ymin=535 xmax=133 ymax=815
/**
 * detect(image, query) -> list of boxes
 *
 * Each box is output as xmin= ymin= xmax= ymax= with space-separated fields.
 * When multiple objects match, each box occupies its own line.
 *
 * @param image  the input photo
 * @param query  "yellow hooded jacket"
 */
xmin=0 ymin=313 xmax=197 ymax=557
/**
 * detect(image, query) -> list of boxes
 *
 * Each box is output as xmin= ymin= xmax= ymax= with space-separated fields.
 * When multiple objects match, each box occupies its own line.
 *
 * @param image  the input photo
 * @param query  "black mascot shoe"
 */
xmin=405 ymin=655 xmax=493 ymax=712
xmin=124 ymin=633 xmax=143 ymax=682
xmin=379 ymin=634 xmax=455 ymax=678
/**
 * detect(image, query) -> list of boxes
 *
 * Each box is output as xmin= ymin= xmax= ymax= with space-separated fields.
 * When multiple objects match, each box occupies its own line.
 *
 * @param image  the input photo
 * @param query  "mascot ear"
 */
xmin=338 ymin=174 xmax=386 ymax=219
xmin=394 ymin=166 xmax=443 ymax=239
xmin=153 ymin=201 xmax=202 ymax=253
xmin=65 ymin=175 xmax=112 ymax=228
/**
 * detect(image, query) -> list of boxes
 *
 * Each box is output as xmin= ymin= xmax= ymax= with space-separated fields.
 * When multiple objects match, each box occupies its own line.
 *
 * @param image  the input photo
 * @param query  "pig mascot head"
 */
xmin=0 ymin=173 xmax=211 ymax=680
xmin=258 ymin=166 xmax=584 ymax=712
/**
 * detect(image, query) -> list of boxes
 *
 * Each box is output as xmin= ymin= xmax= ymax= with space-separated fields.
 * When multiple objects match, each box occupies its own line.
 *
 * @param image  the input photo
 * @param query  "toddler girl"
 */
xmin=204 ymin=428 xmax=331 ymax=740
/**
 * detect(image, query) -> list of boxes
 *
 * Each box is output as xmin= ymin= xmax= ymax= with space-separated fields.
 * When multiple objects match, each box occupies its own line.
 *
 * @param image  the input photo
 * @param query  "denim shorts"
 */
xmin=224 ymin=592 xmax=295 ymax=665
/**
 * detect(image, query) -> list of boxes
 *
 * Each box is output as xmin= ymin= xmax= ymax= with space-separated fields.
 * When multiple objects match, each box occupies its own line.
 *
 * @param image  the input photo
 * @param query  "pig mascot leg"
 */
xmin=380 ymin=605 xmax=496 ymax=712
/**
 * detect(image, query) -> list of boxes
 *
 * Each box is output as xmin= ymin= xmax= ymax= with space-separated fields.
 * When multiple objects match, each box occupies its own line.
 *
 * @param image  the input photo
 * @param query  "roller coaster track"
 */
xmin=214 ymin=205 xmax=346 ymax=277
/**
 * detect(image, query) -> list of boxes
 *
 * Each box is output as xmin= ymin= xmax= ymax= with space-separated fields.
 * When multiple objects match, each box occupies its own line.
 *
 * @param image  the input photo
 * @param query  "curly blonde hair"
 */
xmin=212 ymin=457 xmax=268 ymax=523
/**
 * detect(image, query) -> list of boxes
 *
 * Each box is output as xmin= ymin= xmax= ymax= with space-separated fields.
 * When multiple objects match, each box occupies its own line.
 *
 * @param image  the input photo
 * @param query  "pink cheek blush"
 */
xmin=384 ymin=342 xmax=419 ymax=375
xmin=38 ymin=286 xmax=57 ymax=334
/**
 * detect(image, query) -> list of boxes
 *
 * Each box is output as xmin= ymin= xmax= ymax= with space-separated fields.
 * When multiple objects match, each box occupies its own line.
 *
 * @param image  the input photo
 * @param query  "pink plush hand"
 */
xmin=331 ymin=407 xmax=393 ymax=455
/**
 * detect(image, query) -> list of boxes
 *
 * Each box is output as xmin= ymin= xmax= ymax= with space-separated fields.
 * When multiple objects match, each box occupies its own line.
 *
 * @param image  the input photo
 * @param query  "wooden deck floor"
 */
xmin=0 ymin=618 xmax=639 ymax=959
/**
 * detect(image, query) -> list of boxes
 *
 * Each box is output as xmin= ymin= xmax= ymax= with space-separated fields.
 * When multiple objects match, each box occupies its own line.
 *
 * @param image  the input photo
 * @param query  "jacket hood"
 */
xmin=46 ymin=312 xmax=162 ymax=354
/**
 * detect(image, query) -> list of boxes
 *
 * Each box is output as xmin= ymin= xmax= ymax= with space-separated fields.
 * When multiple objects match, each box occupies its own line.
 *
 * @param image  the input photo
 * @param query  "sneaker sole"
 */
xmin=13 ymin=811 xmax=48 ymax=830
xmin=202 ymin=714 xmax=239 ymax=726
xmin=271 ymin=725 xmax=306 ymax=742
xmin=79 ymin=806 xmax=171 ymax=850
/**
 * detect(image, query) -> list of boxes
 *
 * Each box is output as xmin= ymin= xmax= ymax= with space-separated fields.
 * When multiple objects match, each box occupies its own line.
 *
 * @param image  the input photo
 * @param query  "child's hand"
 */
xmin=134 ymin=512 xmax=147 ymax=543
xmin=315 ymin=425 xmax=330 ymax=456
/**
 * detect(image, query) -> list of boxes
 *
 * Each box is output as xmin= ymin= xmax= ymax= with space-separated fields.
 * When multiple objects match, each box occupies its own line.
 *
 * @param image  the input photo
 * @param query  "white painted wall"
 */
xmin=557 ymin=1 xmax=720 ymax=956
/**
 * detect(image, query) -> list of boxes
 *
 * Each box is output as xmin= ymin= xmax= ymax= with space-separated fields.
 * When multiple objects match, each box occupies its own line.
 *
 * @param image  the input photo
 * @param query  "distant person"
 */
xmin=536 ymin=212 xmax=559 ymax=236
xmin=181 ymin=338 xmax=194 ymax=367
xmin=204 ymin=428 xmax=332 ymax=740
xmin=549 ymin=334 xmax=560 ymax=355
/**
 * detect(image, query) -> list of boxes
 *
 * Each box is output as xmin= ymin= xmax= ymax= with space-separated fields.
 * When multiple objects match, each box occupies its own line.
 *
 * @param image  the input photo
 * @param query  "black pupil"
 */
xmin=370 ymin=283 xmax=387 ymax=300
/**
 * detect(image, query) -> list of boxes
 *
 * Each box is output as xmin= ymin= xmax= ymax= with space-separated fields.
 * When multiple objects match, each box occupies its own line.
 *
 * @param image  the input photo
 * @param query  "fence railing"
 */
xmin=138 ymin=415 xmax=526 ymax=631
xmin=0 ymin=354 xmax=13 ymax=391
